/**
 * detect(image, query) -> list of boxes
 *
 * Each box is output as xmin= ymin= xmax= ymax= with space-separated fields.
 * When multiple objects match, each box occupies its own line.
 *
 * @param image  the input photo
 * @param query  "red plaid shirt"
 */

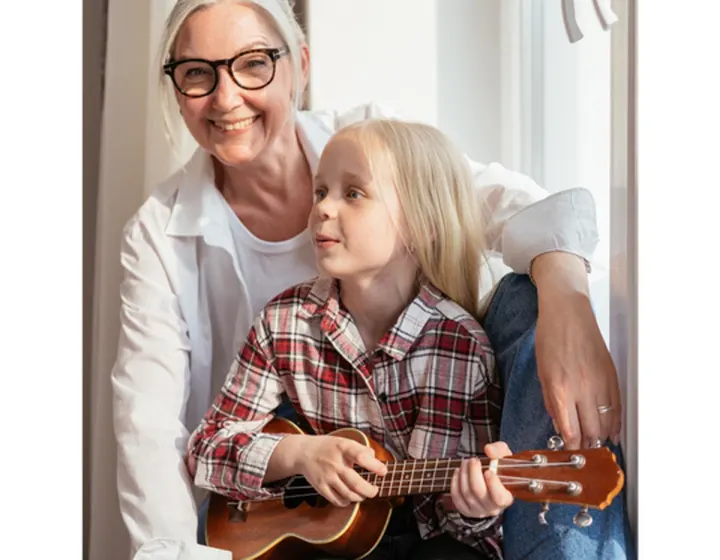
xmin=187 ymin=276 xmax=504 ymax=557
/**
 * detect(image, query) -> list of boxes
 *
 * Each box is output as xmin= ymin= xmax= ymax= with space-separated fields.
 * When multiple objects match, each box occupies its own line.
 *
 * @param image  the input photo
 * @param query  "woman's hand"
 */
xmin=450 ymin=442 xmax=514 ymax=518
xmin=532 ymin=252 xmax=623 ymax=449
xmin=287 ymin=435 xmax=387 ymax=507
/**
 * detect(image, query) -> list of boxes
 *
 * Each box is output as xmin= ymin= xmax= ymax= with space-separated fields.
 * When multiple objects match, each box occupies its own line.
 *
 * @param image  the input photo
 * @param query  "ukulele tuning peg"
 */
xmin=573 ymin=505 xmax=593 ymax=528
xmin=547 ymin=435 xmax=564 ymax=450
xmin=538 ymin=502 xmax=550 ymax=525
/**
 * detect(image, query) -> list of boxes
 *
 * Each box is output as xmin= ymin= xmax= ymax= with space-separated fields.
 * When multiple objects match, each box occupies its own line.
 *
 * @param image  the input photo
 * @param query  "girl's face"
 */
xmin=309 ymin=134 xmax=413 ymax=282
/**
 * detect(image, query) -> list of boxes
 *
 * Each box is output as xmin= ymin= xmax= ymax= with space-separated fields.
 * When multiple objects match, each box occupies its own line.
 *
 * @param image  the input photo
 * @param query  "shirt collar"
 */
xmin=298 ymin=275 xmax=446 ymax=361
xmin=164 ymin=147 xmax=216 ymax=237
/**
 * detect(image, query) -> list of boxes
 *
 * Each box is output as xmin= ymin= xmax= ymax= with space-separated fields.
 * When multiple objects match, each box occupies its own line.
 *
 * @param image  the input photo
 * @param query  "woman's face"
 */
xmin=171 ymin=3 xmax=308 ymax=167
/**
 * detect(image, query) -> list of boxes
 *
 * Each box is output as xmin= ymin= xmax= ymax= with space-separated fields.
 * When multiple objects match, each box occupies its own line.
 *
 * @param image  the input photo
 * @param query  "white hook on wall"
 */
xmin=562 ymin=0 xmax=584 ymax=42
xmin=561 ymin=0 xmax=618 ymax=43
xmin=593 ymin=0 xmax=619 ymax=29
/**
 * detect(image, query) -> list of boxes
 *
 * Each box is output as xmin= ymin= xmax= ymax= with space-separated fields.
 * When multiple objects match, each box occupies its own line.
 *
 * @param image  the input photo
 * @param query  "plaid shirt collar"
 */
xmin=297 ymin=275 xmax=446 ymax=362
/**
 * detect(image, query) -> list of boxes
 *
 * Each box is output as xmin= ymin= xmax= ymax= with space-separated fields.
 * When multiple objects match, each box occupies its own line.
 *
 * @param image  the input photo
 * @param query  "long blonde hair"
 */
xmin=337 ymin=119 xmax=488 ymax=319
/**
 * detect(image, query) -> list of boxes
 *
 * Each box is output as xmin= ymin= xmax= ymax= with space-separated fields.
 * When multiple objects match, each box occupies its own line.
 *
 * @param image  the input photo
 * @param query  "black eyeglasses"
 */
xmin=163 ymin=47 xmax=289 ymax=98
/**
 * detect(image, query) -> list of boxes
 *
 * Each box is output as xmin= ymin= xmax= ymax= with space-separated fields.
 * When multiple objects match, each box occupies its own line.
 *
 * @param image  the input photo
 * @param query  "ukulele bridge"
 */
xmin=226 ymin=501 xmax=250 ymax=523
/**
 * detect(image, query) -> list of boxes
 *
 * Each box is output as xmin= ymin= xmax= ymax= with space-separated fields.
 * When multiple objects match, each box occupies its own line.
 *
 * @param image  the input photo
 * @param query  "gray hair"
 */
xmin=157 ymin=0 xmax=307 ymax=150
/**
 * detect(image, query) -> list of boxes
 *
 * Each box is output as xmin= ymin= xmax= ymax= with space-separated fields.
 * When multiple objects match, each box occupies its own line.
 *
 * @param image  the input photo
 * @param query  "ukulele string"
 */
xmin=360 ymin=459 xmax=583 ymax=472
xmin=239 ymin=474 xmax=576 ymax=503
xmin=258 ymin=460 xmax=580 ymax=496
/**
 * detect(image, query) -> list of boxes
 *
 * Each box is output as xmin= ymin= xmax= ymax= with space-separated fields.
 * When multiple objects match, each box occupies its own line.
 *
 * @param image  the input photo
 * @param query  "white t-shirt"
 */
xmin=223 ymin=200 xmax=318 ymax=321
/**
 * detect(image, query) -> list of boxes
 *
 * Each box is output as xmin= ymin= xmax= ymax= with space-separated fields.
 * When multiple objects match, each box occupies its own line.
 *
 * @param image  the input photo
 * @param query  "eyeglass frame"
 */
xmin=163 ymin=46 xmax=290 ymax=98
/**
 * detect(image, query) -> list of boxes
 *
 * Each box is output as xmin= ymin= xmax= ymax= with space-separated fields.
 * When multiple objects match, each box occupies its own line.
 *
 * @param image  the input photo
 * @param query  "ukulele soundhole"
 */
xmin=283 ymin=475 xmax=329 ymax=509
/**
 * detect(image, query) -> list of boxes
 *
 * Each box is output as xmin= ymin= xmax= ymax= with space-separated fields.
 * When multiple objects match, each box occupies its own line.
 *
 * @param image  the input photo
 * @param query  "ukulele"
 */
xmin=203 ymin=418 xmax=624 ymax=560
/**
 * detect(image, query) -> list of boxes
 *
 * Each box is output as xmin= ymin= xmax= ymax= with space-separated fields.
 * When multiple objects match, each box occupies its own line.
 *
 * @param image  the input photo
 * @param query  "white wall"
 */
xmin=437 ymin=0 xmax=503 ymax=164
xmin=307 ymin=0 xmax=439 ymax=123
xmin=307 ymin=0 xmax=504 ymax=164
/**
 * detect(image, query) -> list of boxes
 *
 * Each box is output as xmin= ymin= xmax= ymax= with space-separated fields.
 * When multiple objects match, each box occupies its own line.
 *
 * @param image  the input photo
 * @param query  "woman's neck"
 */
xmin=213 ymin=125 xmax=314 ymax=242
xmin=340 ymin=261 xmax=419 ymax=353
xmin=215 ymin=126 xmax=312 ymax=210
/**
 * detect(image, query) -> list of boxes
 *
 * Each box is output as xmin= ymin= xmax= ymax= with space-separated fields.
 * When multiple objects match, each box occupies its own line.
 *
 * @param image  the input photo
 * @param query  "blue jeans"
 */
xmin=482 ymin=273 xmax=635 ymax=559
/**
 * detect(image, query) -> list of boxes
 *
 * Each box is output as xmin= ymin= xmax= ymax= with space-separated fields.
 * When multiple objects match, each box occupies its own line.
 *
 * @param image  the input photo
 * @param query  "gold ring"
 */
xmin=597 ymin=404 xmax=613 ymax=414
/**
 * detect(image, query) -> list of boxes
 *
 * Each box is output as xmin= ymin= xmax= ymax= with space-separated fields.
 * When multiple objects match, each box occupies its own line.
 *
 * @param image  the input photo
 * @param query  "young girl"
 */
xmin=186 ymin=119 xmax=515 ymax=560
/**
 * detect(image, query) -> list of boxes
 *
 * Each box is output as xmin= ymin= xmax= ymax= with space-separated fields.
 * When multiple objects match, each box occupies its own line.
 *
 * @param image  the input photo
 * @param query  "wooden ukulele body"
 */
xmin=204 ymin=418 xmax=399 ymax=559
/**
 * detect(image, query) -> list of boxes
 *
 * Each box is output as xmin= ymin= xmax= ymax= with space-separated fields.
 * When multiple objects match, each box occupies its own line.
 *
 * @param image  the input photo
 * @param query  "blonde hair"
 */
xmin=336 ymin=119 xmax=488 ymax=320
xmin=157 ymin=0 xmax=307 ymax=149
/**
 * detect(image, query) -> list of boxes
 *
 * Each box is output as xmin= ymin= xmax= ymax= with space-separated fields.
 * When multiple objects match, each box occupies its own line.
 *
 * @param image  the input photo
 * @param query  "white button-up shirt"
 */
xmin=112 ymin=102 xmax=599 ymax=559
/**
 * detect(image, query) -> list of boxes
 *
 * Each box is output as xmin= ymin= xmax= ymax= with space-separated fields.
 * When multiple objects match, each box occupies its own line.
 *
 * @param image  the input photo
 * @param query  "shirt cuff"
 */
xmin=501 ymin=187 xmax=600 ymax=275
xmin=444 ymin=509 xmax=500 ymax=534
xmin=234 ymin=432 xmax=290 ymax=499
xmin=434 ymin=494 xmax=500 ymax=536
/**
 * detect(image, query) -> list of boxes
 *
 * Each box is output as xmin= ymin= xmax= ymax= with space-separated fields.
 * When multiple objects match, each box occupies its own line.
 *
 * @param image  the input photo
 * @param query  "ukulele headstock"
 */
xmin=497 ymin=438 xmax=624 ymax=527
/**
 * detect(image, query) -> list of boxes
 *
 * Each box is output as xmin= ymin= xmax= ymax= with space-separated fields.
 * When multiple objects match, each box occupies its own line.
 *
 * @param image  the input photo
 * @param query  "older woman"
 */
xmin=112 ymin=1 xmax=631 ymax=559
